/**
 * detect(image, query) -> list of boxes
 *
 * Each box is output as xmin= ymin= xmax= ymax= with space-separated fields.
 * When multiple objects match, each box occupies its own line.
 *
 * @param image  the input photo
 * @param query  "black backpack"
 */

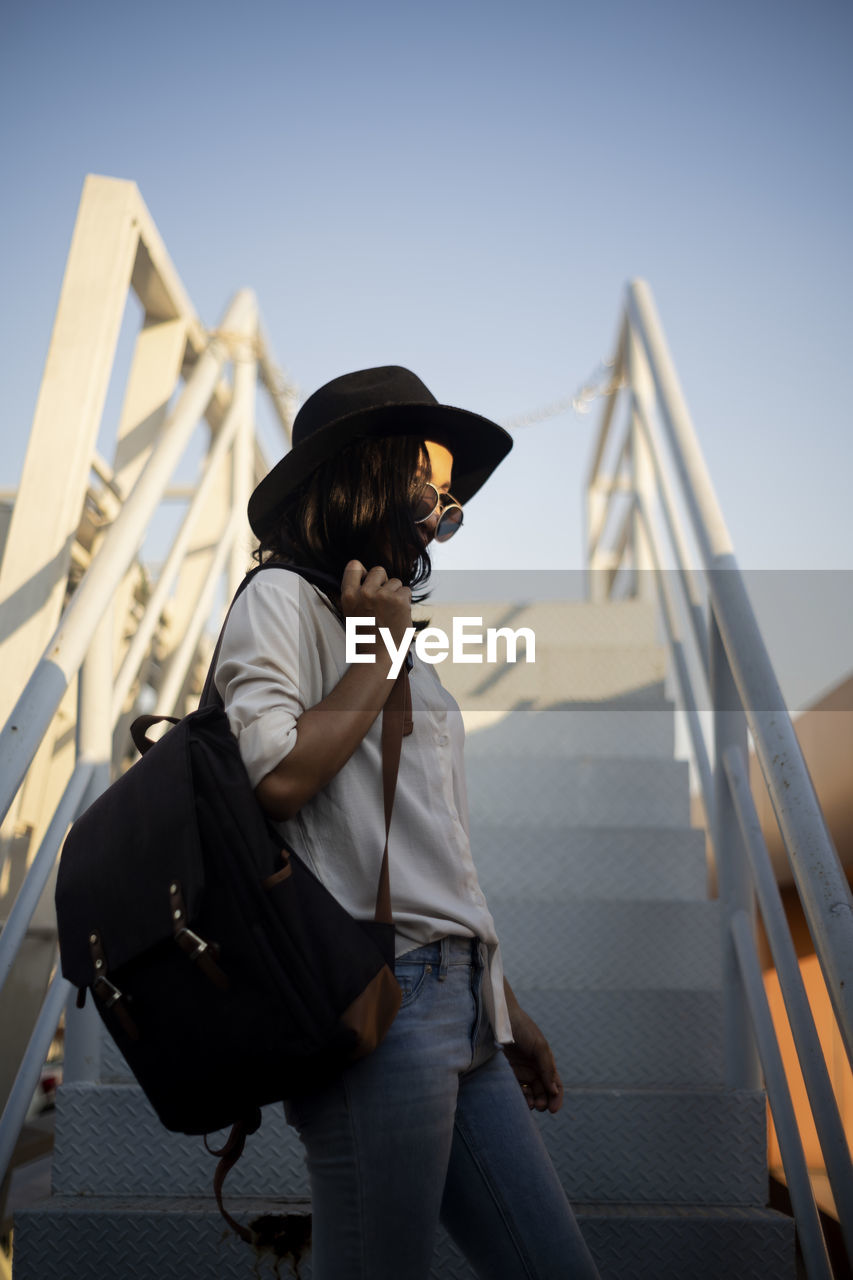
xmin=55 ymin=562 xmax=405 ymax=1238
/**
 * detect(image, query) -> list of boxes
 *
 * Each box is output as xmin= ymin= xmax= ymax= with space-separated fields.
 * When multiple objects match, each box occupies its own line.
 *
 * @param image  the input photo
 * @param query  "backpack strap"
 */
xmin=200 ymin=565 xmax=409 ymax=1242
xmin=204 ymin=1115 xmax=262 ymax=1245
xmin=198 ymin=559 xmax=410 ymax=927
xmin=375 ymin=669 xmax=406 ymax=924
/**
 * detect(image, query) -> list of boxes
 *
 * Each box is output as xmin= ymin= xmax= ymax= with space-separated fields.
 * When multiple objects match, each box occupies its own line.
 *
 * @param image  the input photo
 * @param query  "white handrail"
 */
xmin=587 ymin=278 xmax=853 ymax=1272
xmin=0 ymin=289 xmax=256 ymax=826
xmin=0 ymin=965 xmax=69 ymax=1195
xmin=627 ymin=281 xmax=853 ymax=1064
xmin=109 ymin=384 xmax=245 ymax=722
xmin=724 ymin=744 xmax=853 ymax=1258
xmin=731 ymin=911 xmax=834 ymax=1280
xmin=0 ymin=762 xmax=95 ymax=996
xmin=0 ymin=179 xmax=298 ymax=1209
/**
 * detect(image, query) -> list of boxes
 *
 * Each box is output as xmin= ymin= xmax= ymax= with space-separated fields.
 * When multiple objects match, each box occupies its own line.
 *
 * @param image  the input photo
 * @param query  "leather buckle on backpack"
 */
xmin=175 ymin=925 xmax=230 ymax=991
xmin=93 ymin=974 xmax=124 ymax=1009
xmin=88 ymin=930 xmax=140 ymax=1041
xmin=175 ymin=926 xmax=208 ymax=961
xmin=169 ymin=880 xmax=230 ymax=991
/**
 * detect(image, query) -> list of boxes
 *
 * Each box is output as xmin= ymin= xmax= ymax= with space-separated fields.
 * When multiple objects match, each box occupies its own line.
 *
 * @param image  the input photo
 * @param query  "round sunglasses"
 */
xmin=413 ymin=481 xmax=463 ymax=542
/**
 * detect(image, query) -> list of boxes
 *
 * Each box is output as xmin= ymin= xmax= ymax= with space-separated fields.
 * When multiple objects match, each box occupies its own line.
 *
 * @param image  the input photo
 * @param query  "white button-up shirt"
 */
xmin=214 ymin=569 xmax=512 ymax=1044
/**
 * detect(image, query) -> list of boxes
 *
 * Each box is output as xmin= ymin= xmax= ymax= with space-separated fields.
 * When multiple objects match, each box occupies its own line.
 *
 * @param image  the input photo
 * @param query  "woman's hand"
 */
xmin=503 ymin=981 xmax=563 ymax=1115
xmin=254 ymin=562 xmax=411 ymax=822
xmin=340 ymin=560 xmax=412 ymax=649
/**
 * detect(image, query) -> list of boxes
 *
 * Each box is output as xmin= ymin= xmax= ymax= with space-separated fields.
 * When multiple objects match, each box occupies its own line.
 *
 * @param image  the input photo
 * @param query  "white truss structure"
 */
xmin=0 ymin=174 xmax=294 ymax=1181
xmin=1 ymin=178 xmax=851 ymax=1277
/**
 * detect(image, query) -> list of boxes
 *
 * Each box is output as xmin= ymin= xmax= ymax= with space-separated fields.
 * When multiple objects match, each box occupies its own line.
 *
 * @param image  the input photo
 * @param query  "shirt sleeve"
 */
xmin=214 ymin=572 xmax=322 ymax=788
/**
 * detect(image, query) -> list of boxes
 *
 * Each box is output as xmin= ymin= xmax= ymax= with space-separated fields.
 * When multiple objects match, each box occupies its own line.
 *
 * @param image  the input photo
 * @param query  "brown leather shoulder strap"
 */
xmin=374 ymin=668 xmax=409 ymax=924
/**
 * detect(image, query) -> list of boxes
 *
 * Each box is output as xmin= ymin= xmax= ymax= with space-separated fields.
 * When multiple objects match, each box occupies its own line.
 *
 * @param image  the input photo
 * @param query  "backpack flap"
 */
xmin=56 ymin=711 xmax=207 ymax=989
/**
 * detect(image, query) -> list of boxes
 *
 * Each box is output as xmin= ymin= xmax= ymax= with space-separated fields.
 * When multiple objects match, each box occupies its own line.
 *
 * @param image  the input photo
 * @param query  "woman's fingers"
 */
xmin=363 ymin=567 xmax=391 ymax=592
xmin=339 ymin=562 xmax=412 ymax=647
xmin=532 ymin=1040 xmax=563 ymax=1114
xmin=341 ymin=559 xmax=367 ymax=593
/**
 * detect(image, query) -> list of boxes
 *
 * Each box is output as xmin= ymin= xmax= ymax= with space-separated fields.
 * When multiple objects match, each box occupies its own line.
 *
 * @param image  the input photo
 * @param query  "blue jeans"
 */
xmin=285 ymin=936 xmax=600 ymax=1279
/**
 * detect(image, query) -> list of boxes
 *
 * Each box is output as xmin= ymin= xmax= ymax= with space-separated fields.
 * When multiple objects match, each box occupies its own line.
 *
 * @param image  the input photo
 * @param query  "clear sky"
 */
xmin=1 ymin=0 xmax=851 ymax=706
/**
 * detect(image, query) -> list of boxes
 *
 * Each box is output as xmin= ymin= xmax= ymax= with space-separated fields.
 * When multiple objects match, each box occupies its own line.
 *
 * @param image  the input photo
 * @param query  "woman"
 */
xmin=215 ymin=367 xmax=600 ymax=1279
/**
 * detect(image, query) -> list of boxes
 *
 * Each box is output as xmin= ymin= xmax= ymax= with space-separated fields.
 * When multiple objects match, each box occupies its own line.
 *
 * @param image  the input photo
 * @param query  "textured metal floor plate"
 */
xmin=567 ymin=1204 xmax=794 ymax=1280
xmin=470 ymin=823 xmax=708 ymax=900
xmin=53 ymin=1081 xmax=764 ymax=1205
xmin=538 ymin=1088 xmax=768 ymax=1206
xmin=435 ymin=1204 xmax=795 ymax=1280
xmin=431 ymin=644 xmax=668 ymax=710
xmin=510 ymin=988 xmax=725 ymax=1086
xmin=52 ymin=1085 xmax=308 ymax=1197
xmin=13 ymin=1197 xmax=310 ymax=1280
xmin=28 ymin=595 xmax=784 ymax=1276
xmin=465 ymin=756 xmax=691 ymax=826
xmin=14 ymin=1198 xmax=794 ymax=1280
xmin=97 ymin=970 xmax=721 ymax=1097
xmin=463 ymin=706 xmax=676 ymax=758
xmin=424 ymin=599 xmax=662 ymax=649
xmin=490 ymin=898 xmax=721 ymax=989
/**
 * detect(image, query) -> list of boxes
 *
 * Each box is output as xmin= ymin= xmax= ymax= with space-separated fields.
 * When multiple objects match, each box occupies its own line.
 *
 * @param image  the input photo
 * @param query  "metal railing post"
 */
xmin=109 ymin=385 xmax=244 ymax=723
xmin=0 ymin=762 xmax=93 ymax=998
xmin=0 ymin=290 xmax=256 ymax=827
xmin=710 ymin=603 xmax=761 ymax=1090
xmin=584 ymin=278 xmax=853 ymax=1263
xmin=0 ymin=965 xmax=70 ymax=1191
xmin=724 ymin=743 xmax=853 ymax=1257
xmin=731 ymin=911 xmax=833 ymax=1280
xmin=585 ymin=318 xmax=626 ymax=602
xmin=707 ymin=564 xmax=853 ymax=1069
xmin=63 ymin=606 xmax=113 ymax=1084
xmin=626 ymin=327 xmax=655 ymax=601
xmin=228 ymin=335 xmax=257 ymax=596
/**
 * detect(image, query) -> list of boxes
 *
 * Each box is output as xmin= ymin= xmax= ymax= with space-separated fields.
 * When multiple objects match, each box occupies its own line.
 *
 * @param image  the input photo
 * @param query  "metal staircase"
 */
xmin=3 ymin=175 xmax=852 ymax=1277
xmin=10 ymin=600 xmax=793 ymax=1277
xmin=437 ymin=601 xmax=790 ymax=1276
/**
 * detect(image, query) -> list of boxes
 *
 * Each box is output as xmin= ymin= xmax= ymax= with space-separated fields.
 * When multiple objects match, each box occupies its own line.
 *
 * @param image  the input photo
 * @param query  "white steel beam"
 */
xmin=257 ymin=318 xmax=296 ymax=446
xmin=154 ymin=503 xmax=243 ymax=718
xmin=108 ymin=314 xmax=190 ymax=723
xmin=0 ymin=177 xmax=140 ymax=728
xmin=228 ymin=343 xmax=257 ymax=596
xmin=109 ymin=393 xmax=243 ymax=724
xmin=0 ymin=291 xmax=256 ymax=824
xmin=113 ymin=316 xmax=189 ymax=496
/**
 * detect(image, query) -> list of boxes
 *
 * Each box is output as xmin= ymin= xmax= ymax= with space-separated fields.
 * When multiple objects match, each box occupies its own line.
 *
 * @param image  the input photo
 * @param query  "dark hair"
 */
xmin=253 ymin=435 xmax=433 ymax=599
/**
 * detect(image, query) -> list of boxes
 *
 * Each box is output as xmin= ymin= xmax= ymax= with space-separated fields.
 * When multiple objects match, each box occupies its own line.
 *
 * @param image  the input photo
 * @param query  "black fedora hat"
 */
xmin=248 ymin=365 xmax=513 ymax=539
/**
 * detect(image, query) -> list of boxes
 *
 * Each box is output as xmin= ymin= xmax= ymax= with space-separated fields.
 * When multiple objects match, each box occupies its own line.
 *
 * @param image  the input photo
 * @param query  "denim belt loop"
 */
xmin=438 ymin=936 xmax=450 ymax=982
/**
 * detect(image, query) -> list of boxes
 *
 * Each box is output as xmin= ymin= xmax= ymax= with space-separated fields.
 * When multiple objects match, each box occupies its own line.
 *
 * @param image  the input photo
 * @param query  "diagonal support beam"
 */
xmin=0 ymin=177 xmax=141 ymax=725
xmin=0 ymin=291 xmax=257 ymax=825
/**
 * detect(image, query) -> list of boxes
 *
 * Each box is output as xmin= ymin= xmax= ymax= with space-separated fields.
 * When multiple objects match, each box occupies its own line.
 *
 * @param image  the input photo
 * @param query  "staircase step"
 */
xmin=427 ymin=644 xmax=668 ymax=710
xmin=465 ymin=757 xmax=691 ymax=826
xmin=52 ymin=1084 xmax=308 ymax=1198
xmin=436 ymin=1203 xmax=794 ymax=1279
xmin=539 ymin=1087 xmax=768 ymax=1205
xmin=424 ymin=598 xmax=670 ymax=712
xmin=424 ymin=599 xmax=662 ymax=648
xmin=13 ymin=1196 xmax=313 ymax=1280
xmin=14 ymin=1196 xmax=793 ymax=1280
xmin=511 ymin=989 xmax=725 ymax=1086
xmin=96 ymin=975 xmax=721 ymax=1094
xmin=462 ymin=706 xmax=676 ymax=758
xmin=470 ymin=824 xmax=708 ymax=900
xmin=96 ymin=990 xmax=725 ymax=1093
xmin=52 ymin=1081 xmax=763 ymax=1204
xmin=437 ymin=1203 xmax=795 ymax=1280
xmin=489 ymin=899 xmax=721 ymax=989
